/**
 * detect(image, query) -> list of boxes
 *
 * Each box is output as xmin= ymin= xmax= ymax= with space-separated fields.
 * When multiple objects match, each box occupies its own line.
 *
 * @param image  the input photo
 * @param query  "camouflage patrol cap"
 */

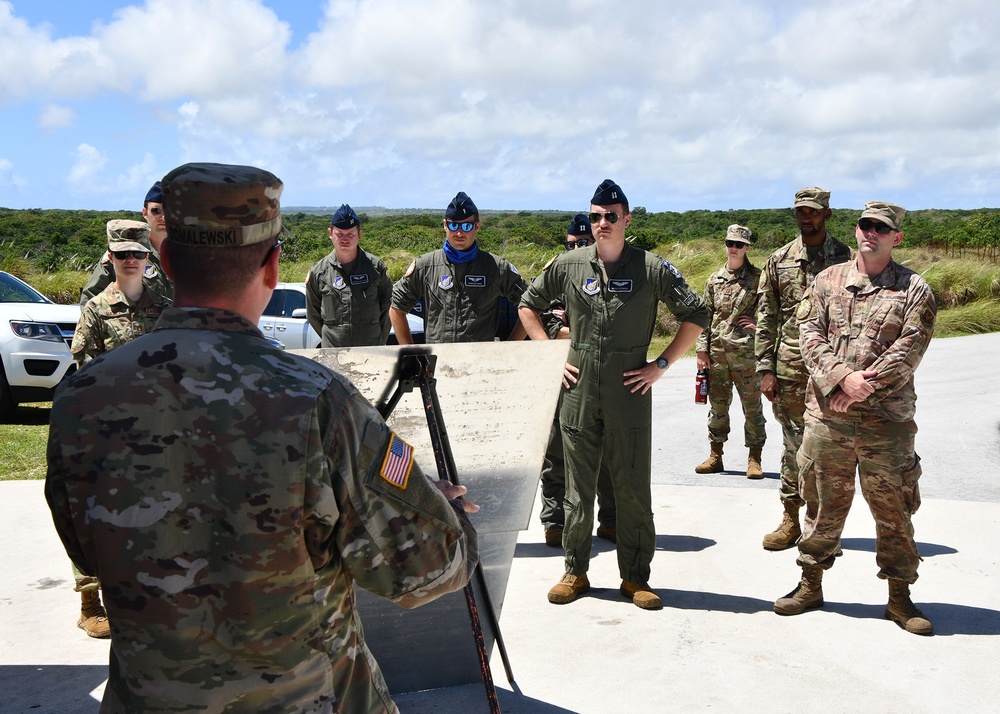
xmin=106 ymin=219 xmax=152 ymax=252
xmin=725 ymin=224 xmax=752 ymax=245
xmin=161 ymin=163 xmax=284 ymax=247
xmin=793 ymin=187 xmax=831 ymax=210
xmin=860 ymin=201 xmax=905 ymax=231
xmin=446 ymin=192 xmax=479 ymax=221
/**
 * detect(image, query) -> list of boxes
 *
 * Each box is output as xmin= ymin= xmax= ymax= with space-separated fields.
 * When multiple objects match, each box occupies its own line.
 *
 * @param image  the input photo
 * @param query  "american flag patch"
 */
xmin=380 ymin=433 xmax=414 ymax=488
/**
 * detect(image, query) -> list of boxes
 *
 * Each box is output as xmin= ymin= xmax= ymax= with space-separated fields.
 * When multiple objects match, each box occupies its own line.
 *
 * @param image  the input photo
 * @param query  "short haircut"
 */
xmin=165 ymin=238 xmax=274 ymax=299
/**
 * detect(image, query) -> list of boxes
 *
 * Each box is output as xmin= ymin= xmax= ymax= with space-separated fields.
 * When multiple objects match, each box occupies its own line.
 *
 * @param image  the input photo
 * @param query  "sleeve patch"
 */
xmin=663 ymin=259 xmax=681 ymax=279
xmin=380 ymin=433 xmax=414 ymax=489
xmin=404 ymin=260 xmax=416 ymax=278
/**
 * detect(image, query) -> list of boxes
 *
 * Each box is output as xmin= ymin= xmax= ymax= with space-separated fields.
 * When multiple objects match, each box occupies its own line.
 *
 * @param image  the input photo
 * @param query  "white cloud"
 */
xmin=38 ymin=103 xmax=75 ymax=129
xmin=68 ymin=143 xmax=109 ymax=187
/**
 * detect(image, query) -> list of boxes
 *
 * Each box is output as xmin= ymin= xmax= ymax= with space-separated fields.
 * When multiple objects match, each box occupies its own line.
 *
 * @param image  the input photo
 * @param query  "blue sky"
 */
xmin=2 ymin=1 xmax=999 ymax=213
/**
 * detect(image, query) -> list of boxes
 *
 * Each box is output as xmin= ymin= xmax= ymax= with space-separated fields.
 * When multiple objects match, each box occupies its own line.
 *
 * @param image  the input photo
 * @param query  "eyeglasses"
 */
xmin=857 ymin=219 xmax=894 ymax=235
xmin=725 ymin=240 xmax=748 ymax=249
xmin=111 ymin=250 xmax=149 ymax=260
xmin=259 ymin=237 xmax=284 ymax=267
xmin=565 ymin=238 xmax=593 ymax=250
xmin=446 ymin=221 xmax=476 ymax=232
xmin=589 ymin=211 xmax=620 ymax=225
xmin=147 ymin=206 xmax=164 ymax=216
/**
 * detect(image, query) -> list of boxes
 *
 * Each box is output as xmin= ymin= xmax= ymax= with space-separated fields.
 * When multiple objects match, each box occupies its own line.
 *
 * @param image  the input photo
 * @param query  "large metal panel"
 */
xmin=303 ymin=340 xmax=568 ymax=693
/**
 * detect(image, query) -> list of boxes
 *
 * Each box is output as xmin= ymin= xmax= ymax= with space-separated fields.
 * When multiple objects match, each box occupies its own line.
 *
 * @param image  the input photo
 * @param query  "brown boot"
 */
xmin=620 ymin=581 xmax=662 ymax=610
xmin=762 ymin=503 xmax=801 ymax=551
xmin=773 ymin=566 xmax=824 ymax=615
xmin=695 ymin=442 xmax=724 ymax=474
xmin=547 ymin=573 xmax=590 ymax=604
xmin=886 ymin=580 xmax=933 ymax=635
xmin=746 ymin=447 xmax=764 ymax=479
xmin=78 ymin=589 xmax=110 ymax=639
xmin=596 ymin=525 xmax=617 ymax=544
xmin=544 ymin=526 xmax=563 ymax=548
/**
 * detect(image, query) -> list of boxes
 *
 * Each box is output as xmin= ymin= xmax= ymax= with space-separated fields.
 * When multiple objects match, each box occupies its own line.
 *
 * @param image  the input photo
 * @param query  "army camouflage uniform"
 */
xmin=47 ymin=308 xmax=478 ymax=714
xmin=392 ymin=249 xmax=527 ymax=342
xmin=71 ymin=283 xmax=170 ymax=367
xmin=306 ymin=249 xmax=393 ymax=347
xmin=796 ymin=260 xmax=936 ymax=582
xmin=520 ymin=243 xmax=708 ymax=583
xmin=80 ymin=250 xmax=173 ymax=305
xmin=755 ymin=233 xmax=852 ymax=505
xmin=695 ymin=260 xmax=766 ymax=448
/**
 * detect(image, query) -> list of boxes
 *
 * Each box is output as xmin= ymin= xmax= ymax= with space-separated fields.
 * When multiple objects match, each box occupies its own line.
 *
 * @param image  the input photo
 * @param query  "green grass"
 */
xmin=0 ymin=404 xmax=51 ymax=480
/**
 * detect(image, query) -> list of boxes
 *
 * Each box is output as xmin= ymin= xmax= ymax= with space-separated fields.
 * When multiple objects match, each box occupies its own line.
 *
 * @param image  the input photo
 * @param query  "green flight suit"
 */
xmin=521 ymin=243 xmax=708 ymax=582
xmin=392 ymin=248 xmax=527 ymax=343
xmin=305 ymin=248 xmax=393 ymax=347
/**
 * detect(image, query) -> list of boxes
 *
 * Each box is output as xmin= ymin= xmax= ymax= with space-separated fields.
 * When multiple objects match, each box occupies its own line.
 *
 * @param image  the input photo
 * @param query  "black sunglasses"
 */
xmin=565 ymin=238 xmax=592 ymax=250
xmin=259 ymin=237 xmax=285 ymax=267
xmin=147 ymin=206 xmax=164 ymax=215
xmin=589 ymin=211 xmax=620 ymax=225
xmin=857 ymin=219 xmax=894 ymax=235
xmin=446 ymin=221 xmax=476 ymax=232
xmin=725 ymin=240 xmax=748 ymax=249
xmin=111 ymin=250 xmax=149 ymax=260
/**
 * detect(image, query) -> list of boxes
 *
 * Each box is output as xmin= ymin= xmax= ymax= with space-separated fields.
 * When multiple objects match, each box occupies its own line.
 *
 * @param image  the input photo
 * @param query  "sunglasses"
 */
xmin=565 ymin=238 xmax=593 ymax=250
xmin=111 ymin=250 xmax=149 ymax=260
xmin=857 ymin=219 xmax=894 ymax=235
xmin=589 ymin=211 xmax=620 ymax=225
xmin=259 ymin=237 xmax=285 ymax=268
xmin=147 ymin=206 xmax=164 ymax=215
xmin=725 ymin=240 xmax=748 ymax=249
xmin=446 ymin=221 xmax=477 ymax=232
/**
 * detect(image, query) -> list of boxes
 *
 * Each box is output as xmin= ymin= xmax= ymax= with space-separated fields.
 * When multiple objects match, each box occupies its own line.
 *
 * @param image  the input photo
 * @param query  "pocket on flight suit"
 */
xmin=901 ymin=453 xmax=922 ymax=515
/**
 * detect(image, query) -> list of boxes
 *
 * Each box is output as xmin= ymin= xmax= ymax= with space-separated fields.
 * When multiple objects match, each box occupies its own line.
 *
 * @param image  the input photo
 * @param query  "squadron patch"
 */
xmin=795 ymin=297 xmax=812 ymax=321
xmin=542 ymin=256 xmax=556 ymax=270
xmin=583 ymin=278 xmax=600 ymax=295
xmin=608 ymin=279 xmax=633 ymax=293
xmin=404 ymin=260 xmax=416 ymax=278
xmin=438 ymin=275 xmax=454 ymax=290
xmin=351 ymin=274 xmax=370 ymax=286
xmin=465 ymin=275 xmax=486 ymax=287
xmin=143 ymin=265 xmax=159 ymax=280
xmin=663 ymin=260 xmax=682 ymax=279
xmin=333 ymin=276 xmax=346 ymax=290
xmin=380 ymin=433 xmax=414 ymax=489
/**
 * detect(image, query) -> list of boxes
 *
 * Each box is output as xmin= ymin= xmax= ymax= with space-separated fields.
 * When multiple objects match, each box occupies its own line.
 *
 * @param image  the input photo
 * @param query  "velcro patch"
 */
xmin=465 ymin=275 xmax=486 ymax=287
xmin=608 ymin=279 xmax=633 ymax=293
xmin=583 ymin=278 xmax=600 ymax=295
xmin=380 ymin=434 xmax=414 ymax=489
xmin=351 ymin=274 xmax=370 ymax=286
xmin=439 ymin=275 xmax=454 ymax=290
xmin=663 ymin=260 xmax=681 ymax=279
xmin=333 ymin=276 xmax=346 ymax=290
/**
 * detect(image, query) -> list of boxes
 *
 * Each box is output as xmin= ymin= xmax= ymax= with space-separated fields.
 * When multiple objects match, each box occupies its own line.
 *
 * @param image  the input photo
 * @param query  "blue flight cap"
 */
xmin=446 ymin=192 xmax=478 ymax=221
xmin=591 ymin=179 xmax=627 ymax=206
xmin=330 ymin=204 xmax=360 ymax=229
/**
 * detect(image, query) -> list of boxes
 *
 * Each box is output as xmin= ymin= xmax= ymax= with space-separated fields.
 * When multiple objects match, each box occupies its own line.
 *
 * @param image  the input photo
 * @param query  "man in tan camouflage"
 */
xmin=694 ymin=224 xmax=766 ymax=479
xmin=46 ymin=162 xmax=479 ymax=712
xmin=773 ymin=201 xmax=936 ymax=636
xmin=754 ymin=187 xmax=851 ymax=550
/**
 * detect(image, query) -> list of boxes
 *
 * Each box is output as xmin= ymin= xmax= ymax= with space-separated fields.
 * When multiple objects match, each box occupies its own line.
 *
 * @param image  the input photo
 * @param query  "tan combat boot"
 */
xmin=886 ymin=579 xmax=933 ymax=635
xmin=544 ymin=526 xmax=563 ymax=548
xmin=746 ymin=447 xmax=764 ymax=479
xmin=78 ymin=589 xmax=110 ymax=639
xmin=620 ymin=581 xmax=662 ymax=610
xmin=595 ymin=525 xmax=617 ymax=544
xmin=762 ymin=503 xmax=801 ymax=550
xmin=695 ymin=442 xmax=724 ymax=474
xmin=773 ymin=566 xmax=824 ymax=615
xmin=547 ymin=573 xmax=590 ymax=604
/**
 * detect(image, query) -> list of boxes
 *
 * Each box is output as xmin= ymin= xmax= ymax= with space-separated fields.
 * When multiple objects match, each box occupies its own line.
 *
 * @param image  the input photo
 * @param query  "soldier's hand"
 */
xmin=562 ymin=362 xmax=580 ymax=389
xmin=696 ymin=351 xmax=710 ymax=371
xmin=829 ymin=390 xmax=859 ymax=413
xmin=735 ymin=315 xmax=757 ymax=331
xmin=760 ymin=371 xmax=778 ymax=402
xmin=839 ymin=370 xmax=877 ymax=400
xmin=623 ymin=363 xmax=661 ymax=395
xmin=434 ymin=481 xmax=480 ymax=513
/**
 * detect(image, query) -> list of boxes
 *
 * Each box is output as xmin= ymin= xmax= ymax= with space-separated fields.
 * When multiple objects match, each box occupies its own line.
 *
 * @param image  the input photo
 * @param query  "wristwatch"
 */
xmin=655 ymin=357 xmax=669 ymax=370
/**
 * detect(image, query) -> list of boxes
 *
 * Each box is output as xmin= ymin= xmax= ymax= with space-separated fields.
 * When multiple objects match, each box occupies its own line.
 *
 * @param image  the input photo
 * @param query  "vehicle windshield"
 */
xmin=0 ymin=272 xmax=51 ymax=304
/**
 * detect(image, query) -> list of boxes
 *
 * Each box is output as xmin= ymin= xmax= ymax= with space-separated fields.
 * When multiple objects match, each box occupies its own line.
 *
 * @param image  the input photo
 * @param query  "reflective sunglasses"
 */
xmin=857 ymin=218 xmax=894 ymax=235
xmin=147 ymin=206 xmax=164 ymax=215
xmin=259 ymin=237 xmax=285 ymax=267
xmin=589 ymin=211 xmax=620 ymax=224
xmin=565 ymin=238 xmax=593 ymax=250
xmin=446 ymin=221 xmax=477 ymax=232
xmin=725 ymin=240 xmax=748 ymax=249
xmin=111 ymin=250 xmax=149 ymax=260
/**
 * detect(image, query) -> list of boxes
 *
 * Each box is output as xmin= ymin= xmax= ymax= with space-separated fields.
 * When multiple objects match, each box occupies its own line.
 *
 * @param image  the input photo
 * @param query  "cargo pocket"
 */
xmin=902 ymin=453 xmax=922 ymax=515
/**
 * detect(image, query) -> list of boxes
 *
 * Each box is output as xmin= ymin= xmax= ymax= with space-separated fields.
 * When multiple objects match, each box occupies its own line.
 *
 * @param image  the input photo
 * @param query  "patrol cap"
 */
xmin=793 ymin=187 xmax=830 ymax=210
xmin=860 ymin=200 xmax=905 ymax=231
xmin=161 ymin=163 xmax=284 ymax=248
xmin=567 ymin=213 xmax=592 ymax=236
xmin=725 ymin=224 xmax=752 ymax=245
xmin=106 ymin=219 xmax=152 ymax=253
xmin=446 ymin=192 xmax=478 ymax=221
xmin=591 ymin=179 xmax=627 ymax=206
xmin=330 ymin=204 xmax=359 ymax=229
xmin=144 ymin=180 xmax=163 ymax=205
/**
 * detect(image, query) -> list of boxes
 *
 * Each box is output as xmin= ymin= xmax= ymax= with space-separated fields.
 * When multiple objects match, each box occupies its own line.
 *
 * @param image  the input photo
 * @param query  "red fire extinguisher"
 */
xmin=695 ymin=369 xmax=709 ymax=404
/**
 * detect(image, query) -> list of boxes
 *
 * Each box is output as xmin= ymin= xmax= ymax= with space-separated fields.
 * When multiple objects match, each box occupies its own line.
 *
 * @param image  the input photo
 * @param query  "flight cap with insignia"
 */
xmin=144 ymin=180 xmax=163 ymax=205
xmin=330 ymin=204 xmax=360 ymax=229
xmin=161 ymin=162 xmax=285 ymax=247
xmin=860 ymin=200 xmax=905 ymax=231
xmin=725 ymin=224 xmax=752 ymax=245
xmin=591 ymin=179 xmax=627 ymax=206
xmin=106 ymin=219 xmax=152 ymax=253
xmin=567 ymin=213 xmax=592 ymax=236
xmin=793 ymin=186 xmax=830 ymax=210
xmin=446 ymin=192 xmax=479 ymax=221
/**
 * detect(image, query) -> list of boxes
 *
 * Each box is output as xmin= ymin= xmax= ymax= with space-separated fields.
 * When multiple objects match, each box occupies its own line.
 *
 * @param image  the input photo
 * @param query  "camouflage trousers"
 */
xmin=706 ymin=357 xmax=766 ymax=447
xmin=72 ymin=563 xmax=99 ymax=592
xmin=770 ymin=377 xmax=807 ymax=506
xmin=796 ymin=412 xmax=923 ymax=583
xmin=540 ymin=412 xmax=616 ymax=530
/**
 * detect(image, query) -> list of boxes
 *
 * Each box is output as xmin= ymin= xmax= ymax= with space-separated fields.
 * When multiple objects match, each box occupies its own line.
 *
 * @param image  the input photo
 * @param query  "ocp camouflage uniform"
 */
xmin=796 ymin=260 xmax=936 ymax=582
xmin=80 ymin=251 xmax=173 ymax=305
xmin=755 ymin=233 xmax=852 ymax=505
xmin=46 ymin=308 xmax=479 ymax=714
xmin=695 ymin=260 xmax=765 ymax=447
xmin=71 ymin=283 xmax=170 ymax=367
xmin=392 ymin=250 xmax=527 ymax=342
xmin=306 ymin=249 xmax=393 ymax=347
xmin=520 ymin=243 xmax=708 ymax=583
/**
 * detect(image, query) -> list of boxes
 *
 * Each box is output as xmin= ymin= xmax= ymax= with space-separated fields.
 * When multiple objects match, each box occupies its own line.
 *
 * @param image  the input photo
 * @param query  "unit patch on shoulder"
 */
xmin=380 ymin=433 xmax=414 ymax=489
xmin=333 ymin=276 xmax=346 ymax=290
xmin=404 ymin=260 xmax=416 ymax=278
xmin=663 ymin=260 xmax=682 ymax=279
xmin=351 ymin=274 xmax=370 ymax=286
xmin=583 ymin=277 xmax=600 ymax=295
xmin=543 ymin=256 xmax=556 ymax=270
xmin=465 ymin=275 xmax=486 ymax=287
xmin=439 ymin=275 xmax=454 ymax=290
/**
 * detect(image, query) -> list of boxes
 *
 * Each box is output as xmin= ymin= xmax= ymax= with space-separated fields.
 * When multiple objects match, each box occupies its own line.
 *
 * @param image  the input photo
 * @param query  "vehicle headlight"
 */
xmin=9 ymin=320 xmax=66 ymax=342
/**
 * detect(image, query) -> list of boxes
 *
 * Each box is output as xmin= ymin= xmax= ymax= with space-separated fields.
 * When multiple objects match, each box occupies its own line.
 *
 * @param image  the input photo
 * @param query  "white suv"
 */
xmin=0 ymin=271 xmax=80 ymax=419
